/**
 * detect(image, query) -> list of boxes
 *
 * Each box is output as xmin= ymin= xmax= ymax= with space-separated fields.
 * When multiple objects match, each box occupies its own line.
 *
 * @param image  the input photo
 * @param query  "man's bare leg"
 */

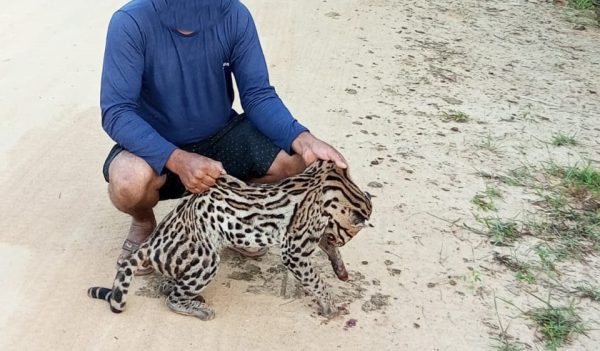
xmin=250 ymin=151 xmax=306 ymax=184
xmin=108 ymin=151 xmax=166 ymax=272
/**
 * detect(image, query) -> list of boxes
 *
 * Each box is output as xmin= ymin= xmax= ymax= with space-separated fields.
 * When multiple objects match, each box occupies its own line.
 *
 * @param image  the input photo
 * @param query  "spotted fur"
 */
xmin=88 ymin=160 xmax=373 ymax=319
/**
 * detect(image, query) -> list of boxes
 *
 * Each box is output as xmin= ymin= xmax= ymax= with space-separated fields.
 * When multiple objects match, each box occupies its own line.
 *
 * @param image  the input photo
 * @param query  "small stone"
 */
xmin=362 ymin=261 xmax=369 ymax=265
xmin=573 ymin=24 xmax=586 ymax=31
xmin=413 ymin=323 xmax=421 ymax=329
xmin=368 ymin=181 xmax=383 ymax=188
xmin=344 ymin=319 xmax=358 ymax=329
xmin=325 ymin=12 xmax=341 ymax=19
xmin=384 ymin=260 xmax=393 ymax=266
xmin=371 ymin=160 xmax=380 ymax=166
xmin=450 ymin=127 xmax=460 ymax=132
xmin=345 ymin=88 xmax=358 ymax=95
xmin=427 ymin=282 xmax=436 ymax=288
xmin=449 ymin=279 xmax=457 ymax=286
xmin=389 ymin=268 xmax=402 ymax=276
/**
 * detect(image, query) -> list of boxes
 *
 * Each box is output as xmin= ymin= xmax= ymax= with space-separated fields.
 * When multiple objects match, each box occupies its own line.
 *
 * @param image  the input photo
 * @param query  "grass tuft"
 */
xmin=441 ymin=110 xmax=469 ymax=123
xmin=528 ymin=304 xmax=585 ymax=350
xmin=564 ymin=164 xmax=600 ymax=193
xmin=500 ymin=166 xmax=532 ymax=187
xmin=478 ymin=133 xmax=501 ymax=153
xmin=492 ymin=340 xmax=524 ymax=351
xmin=544 ymin=162 xmax=600 ymax=193
xmin=481 ymin=217 xmax=520 ymax=245
xmin=473 ymin=195 xmax=496 ymax=211
xmin=569 ymin=0 xmax=595 ymax=11
xmin=575 ymin=284 xmax=600 ymax=301
xmin=550 ymin=132 xmax=577 ymax=147
xmin=472 ymin=186 xmax=502 ymax=212
xmin=515 ymin=270 xmax=536 ymax=284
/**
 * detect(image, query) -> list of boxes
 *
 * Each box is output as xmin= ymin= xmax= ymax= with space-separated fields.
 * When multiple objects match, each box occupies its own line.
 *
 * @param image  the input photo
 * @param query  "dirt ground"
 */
xmin=1 ymin=0 xmax=599 ymax=350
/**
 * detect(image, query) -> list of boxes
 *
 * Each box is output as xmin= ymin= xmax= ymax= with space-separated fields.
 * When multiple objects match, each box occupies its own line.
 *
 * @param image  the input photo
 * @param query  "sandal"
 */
xmin=116 ymin=238 xmax=154 ymax=276
xmin=229 ymin=246 xmax=269 ymax=258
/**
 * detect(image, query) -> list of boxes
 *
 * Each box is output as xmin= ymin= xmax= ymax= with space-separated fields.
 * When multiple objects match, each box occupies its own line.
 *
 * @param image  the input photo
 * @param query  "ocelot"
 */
xmin=88 ymin=160 xmax=373 ymax=320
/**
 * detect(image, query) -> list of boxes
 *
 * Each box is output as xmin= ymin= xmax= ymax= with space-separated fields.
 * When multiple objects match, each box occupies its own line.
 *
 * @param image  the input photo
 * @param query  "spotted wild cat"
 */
xmin=88 ymin=160 xmax=373 ymax=320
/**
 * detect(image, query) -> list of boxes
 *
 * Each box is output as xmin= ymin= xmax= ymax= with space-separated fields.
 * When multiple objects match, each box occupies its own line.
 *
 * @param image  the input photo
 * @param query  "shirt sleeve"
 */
xmin=100 ymin=11 xmax=177 ymax=175
xmin=229 ymin=4 xmax=308 ymax=154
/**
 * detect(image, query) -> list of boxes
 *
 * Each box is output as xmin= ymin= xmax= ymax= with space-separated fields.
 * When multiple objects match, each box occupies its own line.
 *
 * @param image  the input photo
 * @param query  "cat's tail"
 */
xmin=87 ymin=244 xmax=151 ymax=313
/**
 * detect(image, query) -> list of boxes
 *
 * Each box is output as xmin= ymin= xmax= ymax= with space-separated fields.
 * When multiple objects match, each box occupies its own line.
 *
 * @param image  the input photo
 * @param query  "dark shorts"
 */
xmin=102 ymin=114 xmax=281 ymax=200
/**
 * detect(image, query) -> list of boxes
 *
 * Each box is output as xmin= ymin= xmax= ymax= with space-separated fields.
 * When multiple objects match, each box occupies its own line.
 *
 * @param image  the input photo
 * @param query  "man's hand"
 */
xmin=166 ymin=149 xmax=226 ymax=193
xmin=292 ymin=132 xmax=347 ymax=168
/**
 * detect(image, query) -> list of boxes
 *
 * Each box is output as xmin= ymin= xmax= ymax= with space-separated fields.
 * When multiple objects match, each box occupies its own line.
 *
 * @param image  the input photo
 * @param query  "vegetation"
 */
xmin=440 ymin=110 xmax=469 ymax=123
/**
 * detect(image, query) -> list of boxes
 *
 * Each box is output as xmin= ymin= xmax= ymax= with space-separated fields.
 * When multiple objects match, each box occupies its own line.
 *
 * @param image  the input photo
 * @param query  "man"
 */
xmin=101 ymin=0 xmax=346 ymax=274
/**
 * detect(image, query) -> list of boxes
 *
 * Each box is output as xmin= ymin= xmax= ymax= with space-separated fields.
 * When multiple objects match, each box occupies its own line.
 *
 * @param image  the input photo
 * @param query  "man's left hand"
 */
xmin=292 ymin=132 xmax=347 ymax=168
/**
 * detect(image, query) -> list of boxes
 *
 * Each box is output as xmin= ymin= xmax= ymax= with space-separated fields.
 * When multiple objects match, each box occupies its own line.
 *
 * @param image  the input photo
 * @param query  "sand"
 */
xmin=1 ymin=0 xmax=599 ymax=350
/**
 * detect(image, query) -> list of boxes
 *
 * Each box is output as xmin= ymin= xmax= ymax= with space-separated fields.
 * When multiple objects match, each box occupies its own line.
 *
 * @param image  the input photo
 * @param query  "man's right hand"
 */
xmin=166 ymin=149 xmax=226 ymax=193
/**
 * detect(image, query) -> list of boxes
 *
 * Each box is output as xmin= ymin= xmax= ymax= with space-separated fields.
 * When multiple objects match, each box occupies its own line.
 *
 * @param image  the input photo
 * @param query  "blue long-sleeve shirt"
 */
xmin=101 ymin=0 xmax=307 ymax=174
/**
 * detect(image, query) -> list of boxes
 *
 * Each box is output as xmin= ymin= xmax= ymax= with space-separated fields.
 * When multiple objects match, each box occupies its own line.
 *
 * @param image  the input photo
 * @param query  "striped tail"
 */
xmin=87 ymin=287 xmax=113 ymax=301
xmin=87 ymin=244 xmax=150 ymax=314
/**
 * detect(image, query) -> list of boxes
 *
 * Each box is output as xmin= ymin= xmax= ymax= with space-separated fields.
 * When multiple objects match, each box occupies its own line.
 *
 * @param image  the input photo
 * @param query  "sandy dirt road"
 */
xmin=1 ymin=1 xmax=599 ymax=350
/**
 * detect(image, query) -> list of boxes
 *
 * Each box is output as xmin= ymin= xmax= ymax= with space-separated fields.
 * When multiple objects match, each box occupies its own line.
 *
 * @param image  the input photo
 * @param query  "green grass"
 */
xmin=564 ymin=164 xmax=600 ymax=193
xmin=500 ymin=166 xmax=532 ymax=187
xmin=441 ymin=110 xmax=469 ymax=123
xmin=543 ymin=162 xmax=600 ymax=193
xmin=575 ymin=284 xmax=600 ymax=301
xmin=528 ymin=304 xmax=585 ymax=351
xmin=486 ymin=186 xmax=502 ymax=199
xmin=461 ymin=269 xmax=482 ymax=287
xmin=569 ymin=0 xmax=595 ymax=11
xmin=536 ymin=163 xmax=600 ymax=258
xmin=472 ymin=195 xmax=496 ymax=211
xmin=542 ymin=160 xmax=565 ymax=178
xmin=493 ymin=340 xmax=523 ymax=351
xmin=523 ymin=210 xmax=600 ymax=263
xmin=478 ymin=133 xmax=501 ymax=153
xmin=550 ymin=133 xmax=577 ymax=147
xmin=492 ymin=296 xmax=525 ymax=351
xmin=515 ymin=270 xmax=536 ymax=284
xmin=472 ymin=186 xmax=502 ymax=212
xmin=480 ymin=217 xmax=520 ymax=245
xmin=534 ymin=244 xmax=560 ymax=272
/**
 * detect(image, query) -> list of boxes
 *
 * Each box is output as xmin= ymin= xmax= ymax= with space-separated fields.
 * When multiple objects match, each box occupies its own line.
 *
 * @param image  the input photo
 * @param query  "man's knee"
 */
xmin=268 ymin=152 xmax=306 ymax=180
xmin=108 ymin=151 xmax=164 ymax=209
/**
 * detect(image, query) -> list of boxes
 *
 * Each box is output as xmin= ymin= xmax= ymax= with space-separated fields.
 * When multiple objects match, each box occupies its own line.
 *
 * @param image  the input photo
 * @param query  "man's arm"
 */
xmin=101 ymin=11 xmax=177 ymax=175
xmin=229 ymin=4 xmax=346 ymax=168
xmin=102 ymin=11 xmax=234 ymax=193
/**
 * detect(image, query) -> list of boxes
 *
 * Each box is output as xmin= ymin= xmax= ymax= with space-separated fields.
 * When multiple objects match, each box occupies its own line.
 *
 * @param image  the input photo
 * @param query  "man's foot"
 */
xmin=116 ymin=220 xmax=155 ymax=276
xmin=229 ymin=246 xmax=268 ymax=258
